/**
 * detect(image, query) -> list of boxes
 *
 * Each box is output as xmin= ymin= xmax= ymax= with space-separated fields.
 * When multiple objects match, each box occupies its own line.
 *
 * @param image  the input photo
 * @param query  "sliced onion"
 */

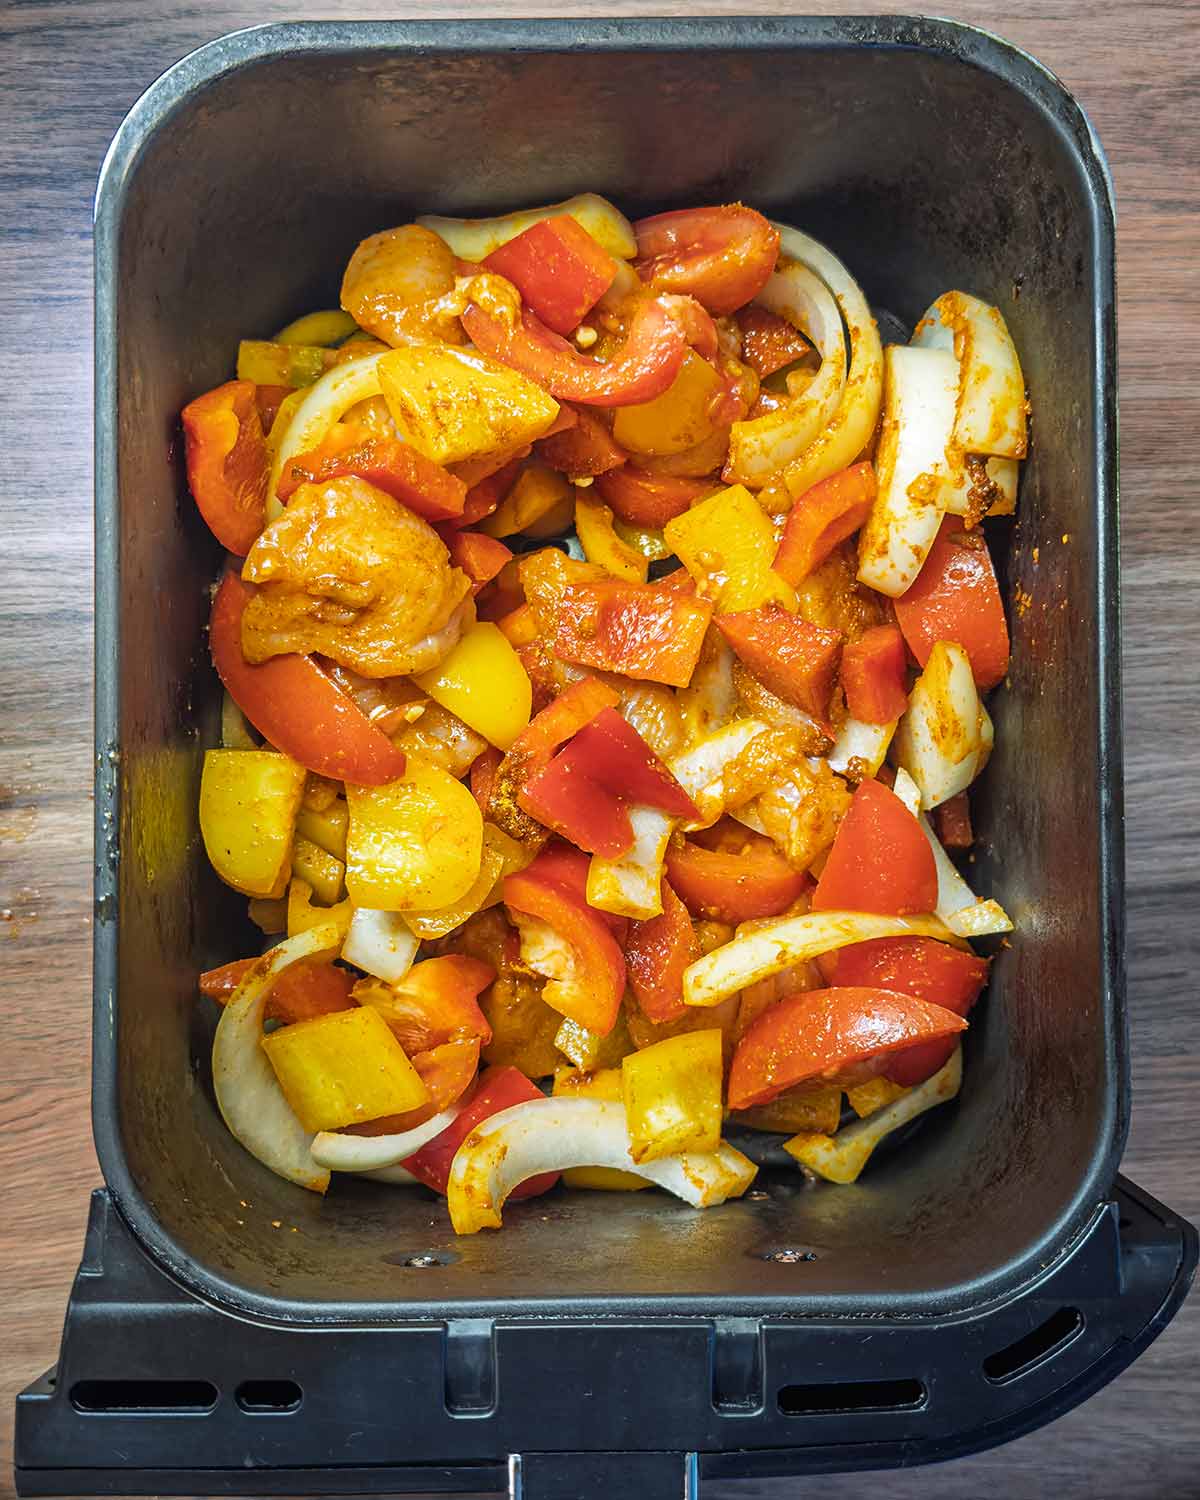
xmin=856 ymin=345 xmax=958 ymax=597
xmin=446 ymin=1097 xmax=757 ymax=1233
xmin=265 ymin=352 xmax=387 ymax=519
xmin=354 ymin=1165 xmax=420 ymax=1185
xmin=939 ymin=454 xmax=1019 ymax=519
xmin=677 ymin=630 xmax=736 ymax=745
xmin=311 ymin=1103 xmax=463 ymax=1172
xmin=418 ymin=193 xmax=637 ymax=263
xmin=918 ymin=813 xmax=1013 ymax=936
xmin=893 ymin=641 xmax=989 ymax=809
xmin=342 ymin=906 xmax=420 ymax=983
xmin=587 ymin=805 xmax=674 ymax=919
xmin=670 ymin=718 xmax=770 ymax=829
xmin=212 ymin=923 xmax=341 ymax=1193
xmin=912 ymin=292 xmax=1027 ymax=459
xmin=776 ymin=225 xmax=885 ymax=502
xmin=683 ymin=909 xmax=957 ymax=1008
xmin=827 ymin=716 xmax=896 ymax=778
xmin=725 ymin=259 xmax=846 ymax=486
xmin=891 ymin=766 xmax=922 ymax=817
xmin=784 ymin=1045 xmax=962 ymax=1183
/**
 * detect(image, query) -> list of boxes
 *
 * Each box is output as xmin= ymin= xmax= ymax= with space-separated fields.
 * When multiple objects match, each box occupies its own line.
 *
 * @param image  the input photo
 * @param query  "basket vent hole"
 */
xmin=236 ymin=1379 xmax=302 ymax=1413
xmin=71 ymin=1380 xmax=217 ymax=1413
xmin=983 ymin=1306 xmax=1084 ymax=1383
xmin=778 ymin=1377 xmax=926 ymax=1415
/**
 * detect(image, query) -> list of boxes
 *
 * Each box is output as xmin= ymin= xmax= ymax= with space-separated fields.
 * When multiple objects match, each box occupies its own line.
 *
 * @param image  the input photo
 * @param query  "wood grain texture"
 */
xmin=0 ymin=2 xmax=1196 ymax=1496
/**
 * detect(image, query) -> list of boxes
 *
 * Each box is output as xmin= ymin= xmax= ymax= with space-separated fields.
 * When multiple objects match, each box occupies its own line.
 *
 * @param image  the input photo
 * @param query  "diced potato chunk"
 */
xmin=621 ymin=1028 xmax=723 ymax=1164
xmin=261 ymin=1005 xmax=428 ymax=1132
xmin=200 ymin=749 xmax=306 ymax=897
xmin=378 ymin=345 xmax=559 ymax=466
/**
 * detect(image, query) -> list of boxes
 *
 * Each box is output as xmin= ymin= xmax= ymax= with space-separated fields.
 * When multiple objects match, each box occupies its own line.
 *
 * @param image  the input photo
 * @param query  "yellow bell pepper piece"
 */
xmin=663 ymin=484 xmax=797 ymax=613
xmin=478 ymin=461 xmax=572 ymax=539
xmin=621 ymin=1028 xmax=723 ymax=1164
xmin=220 ymin=691 xmax=259 ymax=750
xmin=846 ymin=1076 xmax=910 ymax=1119
xmin=552 ymin=1067 xmax=652 ymax=1191
xmin=412 ymin=621 xmax=532 ymax=751
xmin=273 ymin=308 xmax=359 ymax=347
xmin=345 ymin=758 xmax=483 ymax=911
xmin=575 ymin=491 xmax=649 ymax=583
xmin=519 ymin=491 xmax=576 ymax=539
xmin=402 ymin=823 xmax=528 ymax=940
xmin=555 ymin=1008 xmax=634 ymax=1072
xmin=237 ymin=340 xmax=330 ymax=388
xmin=286 ymin=876 xmax=353 ymax=944
xmin=199 ymin=749 xmax=306 ymax=898
xmin=377 ymin=346 xmax=559 ymax=466
xmin=296 ymin=797 xmax=348 ymax=862
xmin=291 ymin=834 xmax=345 ymax=905
xmin=248 ymin=896 xmax=288 ymax=935
xmin=612 ymin=515 xmax=671 ymax=561
xmin=261 ymin=1004 xmax=428 ymax=1133
xmin=612 ymin=351 xmax=723 ymax=457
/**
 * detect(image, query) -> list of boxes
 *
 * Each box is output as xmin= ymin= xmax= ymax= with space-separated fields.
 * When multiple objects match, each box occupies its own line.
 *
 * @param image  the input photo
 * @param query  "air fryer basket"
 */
xmin=15 ymin=17 xmax=1195 ymax=1497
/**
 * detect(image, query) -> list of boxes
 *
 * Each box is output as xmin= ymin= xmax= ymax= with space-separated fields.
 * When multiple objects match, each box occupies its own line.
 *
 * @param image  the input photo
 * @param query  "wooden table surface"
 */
xmin=1 ymin=2 xmax=1196 ymax=1496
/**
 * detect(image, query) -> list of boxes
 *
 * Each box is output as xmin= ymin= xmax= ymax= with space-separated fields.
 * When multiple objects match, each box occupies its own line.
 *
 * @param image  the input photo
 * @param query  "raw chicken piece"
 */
xmin=340 ymin=224 xmax=466 ymax=348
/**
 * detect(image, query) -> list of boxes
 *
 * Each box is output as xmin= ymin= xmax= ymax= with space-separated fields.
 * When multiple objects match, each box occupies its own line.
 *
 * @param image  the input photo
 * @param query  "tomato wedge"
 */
xmin=210 ymin=572 xmax=407 ymax=785
xmin=633 ymin=205 xmax=781 ymax=316
xmin=181 ymin=379 xmax=268 ymax=555
xmin=827 ymin=936 xmax=988 ymax=1087
xmin=594 ymin=466 xmax=712 ymax=528
xmin=278 ymin=426 xmax=468 ymax=523
xmin=626 ymin=880 xmax=697 ymax=1024
xmin=894 ymin=516 xmax=1010 ymax=689
xmin=727 ymin=986 xmax=968 ymax=1110
xmin=403 ymin=1066 xmax=558 ymax=1198
xmin=666 ymin=829 xmax=808 ymax=925
xmin=811 ymin=777 xmax=937 ymax=915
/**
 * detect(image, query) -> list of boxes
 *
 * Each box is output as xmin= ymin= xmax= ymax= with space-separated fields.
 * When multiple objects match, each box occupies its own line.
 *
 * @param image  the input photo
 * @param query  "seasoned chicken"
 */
xmin=793 ymin=541 xmax=890 ymax=642
xmin=340 ymin=224 xmax=466 ymax=348
xmin=240 ymin=475 xmax=474 ymax=678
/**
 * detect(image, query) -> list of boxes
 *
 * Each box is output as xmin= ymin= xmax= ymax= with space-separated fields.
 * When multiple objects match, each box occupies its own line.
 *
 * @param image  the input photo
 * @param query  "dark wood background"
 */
xmin=1 ymin=3 xmax=1196 ymax=1497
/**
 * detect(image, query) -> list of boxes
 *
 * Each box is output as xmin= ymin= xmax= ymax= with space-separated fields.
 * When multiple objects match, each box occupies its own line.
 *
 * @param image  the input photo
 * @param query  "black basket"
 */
xmin=16 ymin=17 xmax=1195 ymax=1497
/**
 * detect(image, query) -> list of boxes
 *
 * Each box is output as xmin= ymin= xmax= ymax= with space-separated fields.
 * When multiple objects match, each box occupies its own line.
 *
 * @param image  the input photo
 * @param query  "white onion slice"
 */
xmin=785 ymin=1045 xmax=962 ymax=1183
xmin=856 ymin=345 xmax=958 ymax=597
xmin=683 ymin=909 xmax=957 ymax=1008
xmin=939 ymin=455 xmax=1019 ymax=519
xmin=827 ymin=716 xmax=896 ymax=777
xmin=912 ymin=292 xmax=1027 ymax=459
xmin=775 ymin=224 xmax=885 ymax=501
xmin=918 ymin=813 xmax=1013 ymax=937
xmin=670 ymin=718 xmax=770 ymax=829
xmin=891 ymin=767 xmax=922 ymax=817
xmin=893 ymin=641 xmax=989 ymax=809
xmin=725 ymin=259 xmax=847 ymax=486
xmin=418 ymin=193 xmax=637 ymax=263
xmin=265 ymin=353 xmax=387 ymax=519
xmin=212 ymin=923 xmax=341 ymax=1193
xmin=586 ymin=805 xmax=674 ymax=919
xmin=446 ymin=1097 xmax=757 ymax=1233
xmin=342 ymin=907 xmax=420 ymax=983
xmin=354 ymin=1165 xmax=420 ymax=1185
xmin=311 ymin=1103 xmax=463 ymax=1172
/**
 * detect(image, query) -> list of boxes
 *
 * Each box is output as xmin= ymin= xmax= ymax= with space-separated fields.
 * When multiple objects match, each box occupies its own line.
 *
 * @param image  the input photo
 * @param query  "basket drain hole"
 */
xmin=778 ymin=1377 xmax=926 ymax=1415
xmin=71 ymin=1379 xmax=217 ymax=1413
xmin=236 ymin=1379 xmax=303 ymax=1412
xmin=983 ymin=1306 xmax=1084 ymax=1383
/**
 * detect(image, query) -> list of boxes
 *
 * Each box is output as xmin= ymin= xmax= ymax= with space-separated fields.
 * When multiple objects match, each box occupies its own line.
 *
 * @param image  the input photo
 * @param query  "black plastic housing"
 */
xmin=14 ymin=15 xmax=1196 ymax=1497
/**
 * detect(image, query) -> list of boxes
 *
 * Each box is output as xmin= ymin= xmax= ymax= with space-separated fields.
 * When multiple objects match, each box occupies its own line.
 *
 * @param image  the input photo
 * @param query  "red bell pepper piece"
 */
xmin=511 ymin=676 xmax=621 ymax=765
xmin=727 ymin=985 xmax=968 ymax=1110
xmin=450 ymin=457 xmax=525 ymax=529
xmin=483 ymin=214 xmax=618 ymax=336
xmin=210 ymin=572 xmax=407 ymax=785
xmin=402 ymin=1066 xmax=558 ymax=1198
xmin=469 ymin=745 xmax=503 ymax=814
xmin=462 ymin=288 xmax=699 ymax=408
xmin=556 ymin=708 xmax=697 ymax=817
xmin=894 ymin=516 xmax=1010 ymax=689
xmin=811 ymin=777 xmax=937 ymax=915
xmin=826 ymin=936 xmax=988 ymax=1088
xmin=553 ymin=580 xmax=713 ymax=688
xmin=773 ymin=462 xmax=878 ymax=586
xmin=626 ymin=880 xmax=698 ymax=1024
xmin=372 ymin=955 xmax=495 ymax=1053
xmin=536 ymin=406 xmax=627 ymax=476
xmin=520 ymin=841 xmax=628 ymax=942
xmin=735 ymin=304 xmax=811 ymax=378
xmin=436 ymin=527 xmax=513 ymax=593
xmin=518 ymin=757 xmax=633 ymax=858
xmin=594 ymin=465 xmax=711 ymax=528
xmin=181 ymin=379 xmax=269 ymax=555
xmin=503 ymin=851 xmax=626 ymax=1034
xmin=666 ymin=829 xmax=808 ymax=925
xmin=840 ymin=624 xmax=909 ymax=724
xmin=716 ymin=605 xmax=843 ymax=725
xmin=253 ymin=383 xmax=292 ymax=432
xmin=277 ymin=426 xmax=468 ymax=523
xmin=633 ymin=205 xmax=781 ymax=316
xmin=933 ymin=792 xmax=973 ymax=850
xmin=199 ymin=956 xmax=355 ymax=1025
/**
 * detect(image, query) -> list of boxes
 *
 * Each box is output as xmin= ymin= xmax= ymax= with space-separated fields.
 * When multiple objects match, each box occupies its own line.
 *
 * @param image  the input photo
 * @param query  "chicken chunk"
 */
xmin=240 ymin=476 xmax=473 ymax=678
xmin=794 ymin=541 xmax=890 ymax=643
xmin=340 ymin=224 xmax=466 ymax=348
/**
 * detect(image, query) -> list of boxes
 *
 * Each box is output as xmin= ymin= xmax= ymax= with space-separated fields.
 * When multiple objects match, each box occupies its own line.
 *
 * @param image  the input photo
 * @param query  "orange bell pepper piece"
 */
xmin=735 ymin=305 xmax=811 ymax=378
xmin=199 ymin=956 xmax=355 ymax=1025
xmin=553 ymin=580 xmax=713 ymax=687
xmin=716 ymin=604 xmax=843 ymax=725
xmin=537 ymin=405 xmax=627 ymax=476
xmin=773 ymin=462 xmax=877 ymax=586
xmin=181 ymin=379 xmax=269 ymax=555
xmin=277 ymin=424 xmax=469 ymax=522
xmin=840 ymin=624 xmax=909 ymax=724
xmin=437 ymin=527 xmax=514 ymax=593
xmin=484 ymin=215 xmax=618 ymax=336
xmin=594 ymin=465 xmax=710 ymax=528
xmin=626 ymin=880 xmax=698 ymax=1024
xmin=666 ymin=827 xmax=809 ymax=925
